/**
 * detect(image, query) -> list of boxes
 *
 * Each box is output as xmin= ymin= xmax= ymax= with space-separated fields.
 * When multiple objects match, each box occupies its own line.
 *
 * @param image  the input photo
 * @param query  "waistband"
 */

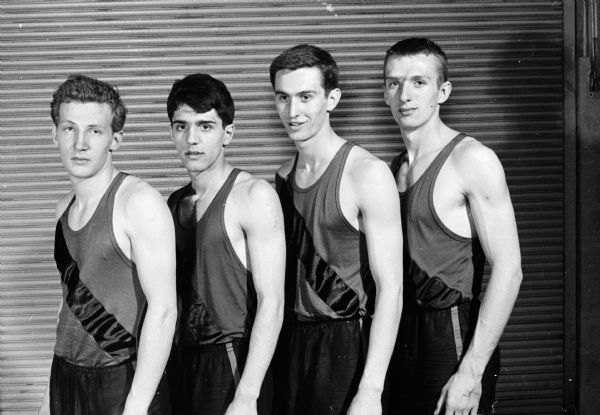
xmin=52 ymin=354 xmax=133 ymax=373
xmin=176 ymin=338 xmax=247 ymax=352
xmin=410 ymin=298 xmax=480 ymax=314
xmin=286 ymin=314 xmax=368 ymax=327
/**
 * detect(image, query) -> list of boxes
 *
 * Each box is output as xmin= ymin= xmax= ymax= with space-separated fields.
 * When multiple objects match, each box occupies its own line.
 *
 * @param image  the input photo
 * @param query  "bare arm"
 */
xmin=436 ymin=145 xmax=522 ymax=415
xmin=226 ymin=180 xmax=286 ymax=415
xmin=38 ymin=195 xmax=74 ymax=415
xmin=348 ymin=158 xmax=403 ymax=415
xmin=38 ymin=303 xmax=62 ymax=415
xmin=121 ymin=183 xmax=177 ymax=415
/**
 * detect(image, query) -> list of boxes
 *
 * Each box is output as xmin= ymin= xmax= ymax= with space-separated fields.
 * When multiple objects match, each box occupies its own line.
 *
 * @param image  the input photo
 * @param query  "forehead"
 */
xmin=385 ymin=53 xmax=440 ymax=79
xmin=172 ymin=105 xmax=223 ymax=125
xmin=58 ymin=101 xmax=113 ymax=124
xmin=274 ymin=67 xmax=325 ymax=94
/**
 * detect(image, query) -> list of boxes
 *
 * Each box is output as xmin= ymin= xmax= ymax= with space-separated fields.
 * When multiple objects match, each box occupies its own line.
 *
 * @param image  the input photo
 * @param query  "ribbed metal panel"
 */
xmin=0 ymin=1 xmax=565 ymax=414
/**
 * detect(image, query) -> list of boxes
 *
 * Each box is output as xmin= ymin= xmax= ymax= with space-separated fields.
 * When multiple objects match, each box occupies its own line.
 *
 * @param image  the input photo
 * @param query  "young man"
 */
xmin=270 ymin=44 xmax=403 ymax=415
xmin=383 ymin=38 xmax=523 ymax=415
xmin=40 ymin=75 xmax=177 ymax=415
xmin=165 ymin=73 xmax=285 ymax=415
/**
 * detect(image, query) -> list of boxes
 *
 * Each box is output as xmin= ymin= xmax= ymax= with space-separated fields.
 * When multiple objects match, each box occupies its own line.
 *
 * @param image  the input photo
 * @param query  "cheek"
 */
xmin=275 ymin=105 xmax=287 ymax=117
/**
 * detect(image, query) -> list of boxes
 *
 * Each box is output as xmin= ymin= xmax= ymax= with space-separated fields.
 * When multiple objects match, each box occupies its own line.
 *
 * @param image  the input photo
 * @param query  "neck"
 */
xmin=189 ymin=160 xmax=233 ymax=197
xmin=295 ymin=125 xmax=345 ymax=173
xmin=70 ymin=165 xmax=118 ymax=204
xmin=400 ymin=118 xmax=455 ymax=163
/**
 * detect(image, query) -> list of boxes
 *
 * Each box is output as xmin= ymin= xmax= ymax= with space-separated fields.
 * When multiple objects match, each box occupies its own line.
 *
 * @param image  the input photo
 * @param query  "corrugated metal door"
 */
xmin=0 ymin=1 xmax=568 ymax=414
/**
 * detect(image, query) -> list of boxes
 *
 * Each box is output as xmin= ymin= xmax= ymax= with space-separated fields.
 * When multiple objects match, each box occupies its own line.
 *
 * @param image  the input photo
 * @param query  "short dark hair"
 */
xmin=50 ymin=74 xmax=127 ymax=132
xmin=269 ymin=44 xmax=339 ymax=93
xmin=384 ymin=38 xmax=448 ymax=85
xmin=166 ymin=73 xmax=234 ymax=126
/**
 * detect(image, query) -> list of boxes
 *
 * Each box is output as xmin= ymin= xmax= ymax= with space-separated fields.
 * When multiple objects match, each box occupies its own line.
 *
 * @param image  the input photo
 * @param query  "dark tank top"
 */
xmin=276 ymin=141 xmax=374 ymax=321
xmin=391 ymin=133 xmax=485 ymax=310
xmin=168 ymin=169 xmax=255 ymax=345
xmin=54 ymin=172 xmax=143 ymax=366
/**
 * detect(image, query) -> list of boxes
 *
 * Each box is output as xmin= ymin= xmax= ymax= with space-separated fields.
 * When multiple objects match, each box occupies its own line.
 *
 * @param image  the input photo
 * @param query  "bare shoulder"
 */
xmin=55 ymin=191 xmax=75 ymax=220
xmin=117 ymin=175 xmax=168 ymax=218
xmin=450 ymin=136 xmax=507 ymax=189
xmin=231 ymin=171 xmax=279 ymax=208
xmin=346 ymin=145 xmax=395 ymax=185
xmin=276 ymin=157 xmax=296 ymax=180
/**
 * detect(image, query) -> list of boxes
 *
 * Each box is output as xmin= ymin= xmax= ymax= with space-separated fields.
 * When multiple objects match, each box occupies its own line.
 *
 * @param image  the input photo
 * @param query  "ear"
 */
xmin=51 ymin=125 xmax=58 ymax=145
xmin=110 ymin=131 xmax=123 ymax=152
xmin=437 ymin=80 xmax=452 ymax=104
xmin=223 ymin=123 xmax=235 ymax=146
xmin=384 ymin=84 xmax=391 ymax=107
xmin=326 ymin=88 xmax=342 ymax=112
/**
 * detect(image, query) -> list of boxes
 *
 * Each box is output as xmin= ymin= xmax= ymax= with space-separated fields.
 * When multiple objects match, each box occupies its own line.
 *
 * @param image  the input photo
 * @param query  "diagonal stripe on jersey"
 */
xmin=54 ymin=222 xmax=137 ymax=360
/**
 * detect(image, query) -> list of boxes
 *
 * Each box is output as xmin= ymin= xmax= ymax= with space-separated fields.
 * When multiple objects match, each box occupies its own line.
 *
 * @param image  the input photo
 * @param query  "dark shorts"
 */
xmin=273 ymin=317 xmax=372 ymax=415
xmin=388 ymin=301 xmax=500 ymax=415
xmin=49 ymin=354 xmax=171 ymax=415
xmin=167 ymin=340 xmax=273 ymax=415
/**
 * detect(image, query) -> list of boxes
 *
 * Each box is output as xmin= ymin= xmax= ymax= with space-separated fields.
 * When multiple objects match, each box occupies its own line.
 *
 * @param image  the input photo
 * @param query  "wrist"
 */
xmin=458 ymin=354 xmax=487 ymax=380
xmin=356 ymin=380 xmax=384 ymax=397
xmin=233 ymin=383 xmax=259 ymax=402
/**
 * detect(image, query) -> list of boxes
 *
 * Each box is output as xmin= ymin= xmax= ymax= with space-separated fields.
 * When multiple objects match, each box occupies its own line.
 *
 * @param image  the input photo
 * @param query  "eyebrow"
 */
xmin=386 ymin=74 xmax=434 ymax=81
xmin=59 ymin=120 xmax=106 ymax=129
xmin=171 ymin=119 xmax=217 ymax=125
xmin=274 ymin=89 xmax=318 ymax=95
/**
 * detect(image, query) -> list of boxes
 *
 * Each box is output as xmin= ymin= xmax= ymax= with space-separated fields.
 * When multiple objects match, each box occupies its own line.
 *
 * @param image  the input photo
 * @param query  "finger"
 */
xmin=470 ymin=400 xmax=479 ymax=415
xmin=434 ymin=387 xmax=447 ymax=415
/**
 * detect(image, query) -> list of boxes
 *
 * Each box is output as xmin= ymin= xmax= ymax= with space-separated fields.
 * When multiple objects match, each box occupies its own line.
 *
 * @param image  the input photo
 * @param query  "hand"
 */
xmin=434 ymin=371 xmax=482 ymax=415
xmin=224 ymin=396 xmax=257 ymax=415
xmin=347 ymin=388 xmax=382 ymax=415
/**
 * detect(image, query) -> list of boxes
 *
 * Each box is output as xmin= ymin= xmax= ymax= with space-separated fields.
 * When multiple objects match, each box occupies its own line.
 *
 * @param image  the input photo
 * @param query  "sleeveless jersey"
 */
xmin=168 ymin=169 xmax=256 ymax=345
xmin=391 ymin=133 xmax=486 ymax=309
xmin=53 ymin=172 xmax=143 ymax=366
xmin=276 ymin=141 xmax=375 ymax=321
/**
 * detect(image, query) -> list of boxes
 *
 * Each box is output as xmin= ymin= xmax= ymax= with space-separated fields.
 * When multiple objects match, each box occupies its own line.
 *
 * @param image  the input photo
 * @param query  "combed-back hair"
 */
xmin=50 ymin=74 xmax=127 ymax=132
xmin=269 ymin=44 xmax=339 ymax=93
xmin=167 ymin=73 xmax=234 ymax=126
xmin=384 ymin=38 xmax=448 ymax=85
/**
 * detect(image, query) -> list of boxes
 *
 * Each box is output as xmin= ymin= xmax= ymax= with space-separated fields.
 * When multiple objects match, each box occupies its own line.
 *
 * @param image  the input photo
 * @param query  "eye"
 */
xmin=174 ymin=124 xmax=186 ymax=131
xmin=89 ymin=129 xmax=102 ymax=135
xmin=414 ymin=80 xmax=426 ymax=87
xmin=200 ymin=123 xmax=212 ymax=131
xmin=63 ymin=126 xmax=74 ymax=132
xmin=301 ymin=94 xmax=312 ymax=101
xmin=387 ymin=80 xmax=399 ymax=88
xmin=277 ymin=95 xmax=289 ymax=103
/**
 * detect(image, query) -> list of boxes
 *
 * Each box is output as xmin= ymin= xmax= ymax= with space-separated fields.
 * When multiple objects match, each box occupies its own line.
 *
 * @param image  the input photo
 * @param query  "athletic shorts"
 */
xmin=388 ymin=300 xmax=500 ymax=415
xmin=273 ymin=317 xmax=374 ymax=415
xmin=167 ymin=339 xmax=273 ymax=415
xmin=49 ymin=354 xmax=171 ymax=415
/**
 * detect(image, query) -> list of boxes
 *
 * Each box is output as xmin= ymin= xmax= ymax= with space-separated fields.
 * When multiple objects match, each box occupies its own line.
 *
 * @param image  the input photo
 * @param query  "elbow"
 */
xmin=257 ymin=294 xmax=284 ymax=328
xmin=149 ymin=300 xmax=178 ymax=332
xmin=512 ymin=266 xmax=523 ymax=289
xmin=376 ymin=274 xmax=403 ymax=317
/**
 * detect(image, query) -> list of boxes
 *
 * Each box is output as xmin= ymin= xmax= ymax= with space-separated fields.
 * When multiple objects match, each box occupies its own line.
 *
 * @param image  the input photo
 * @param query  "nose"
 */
xmin=399 ymin=82 xmax=410 ymax=102
xmin=74 ymin=130 xmax=88 ymax=151
xmin=288 ymin=97 xmax=300 ymax=118
xmin=185 ymin=125 xmax=200 ymax=145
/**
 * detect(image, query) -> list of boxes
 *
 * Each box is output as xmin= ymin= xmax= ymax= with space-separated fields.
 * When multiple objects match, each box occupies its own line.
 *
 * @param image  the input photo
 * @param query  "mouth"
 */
xmin=288 ymin=121 xmax=306 ymax=129
xmin=71 ymin=157 xmax=89 ymax=163
xmin=399 ymin=108 xmax=416 ymax=115
xmin=185 ymin=150 xmax=204 ymax=158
